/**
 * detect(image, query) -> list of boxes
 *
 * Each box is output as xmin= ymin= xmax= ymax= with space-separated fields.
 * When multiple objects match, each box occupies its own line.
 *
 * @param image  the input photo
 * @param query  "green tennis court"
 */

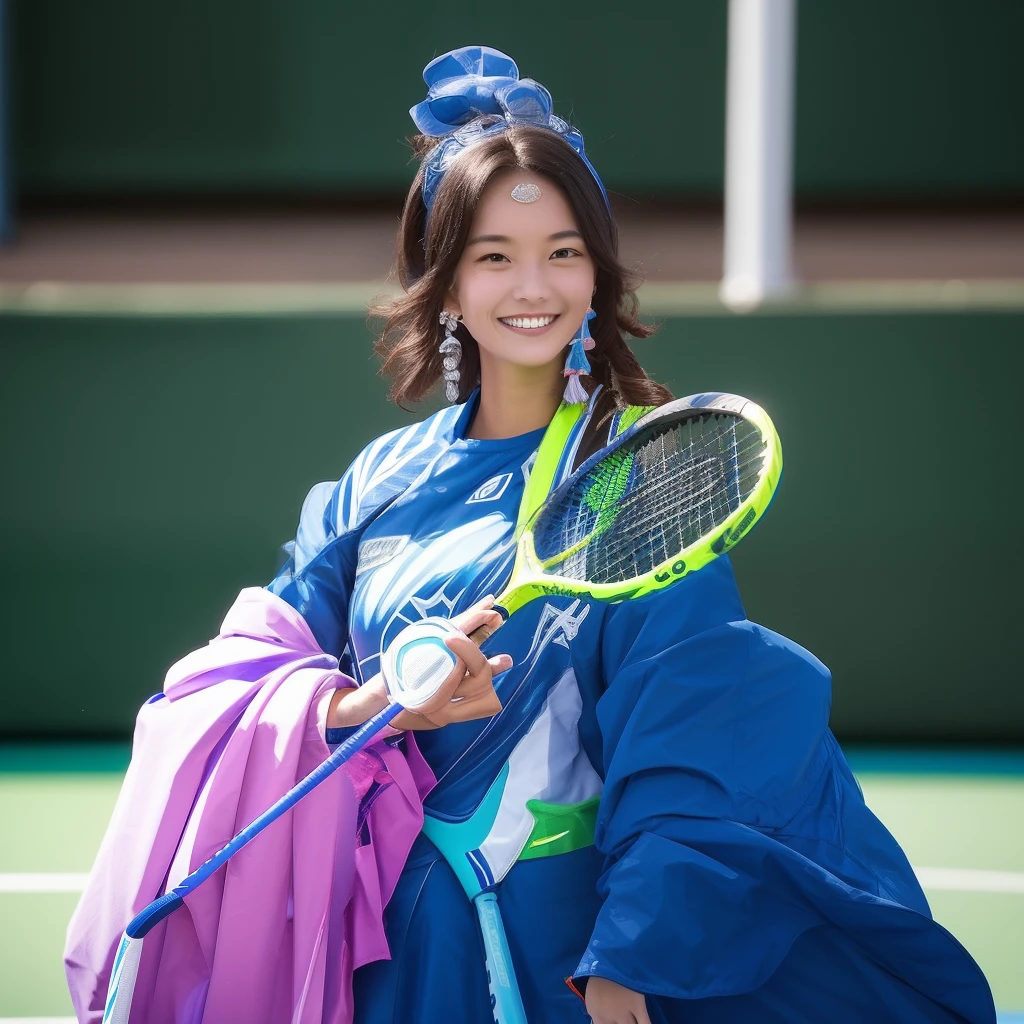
xmin=1 ymin=744 xmax=1021 ymax=1021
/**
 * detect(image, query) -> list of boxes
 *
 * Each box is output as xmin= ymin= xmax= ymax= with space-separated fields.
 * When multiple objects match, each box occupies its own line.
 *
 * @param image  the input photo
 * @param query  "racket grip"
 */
xmin=469 ymin=605 xmax=508 ymax=646
xmin=468 ymin=622 xmax=495 ymax=644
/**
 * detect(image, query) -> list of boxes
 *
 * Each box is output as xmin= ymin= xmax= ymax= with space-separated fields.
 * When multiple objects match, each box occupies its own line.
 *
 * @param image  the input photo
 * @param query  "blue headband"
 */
xmin=410 ymin=45 xmax=611 ymax=220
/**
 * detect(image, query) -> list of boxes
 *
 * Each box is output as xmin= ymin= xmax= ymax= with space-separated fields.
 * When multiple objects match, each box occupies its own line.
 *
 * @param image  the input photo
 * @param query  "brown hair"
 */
xmin=371 ymin=123 xmax=672 ymax=418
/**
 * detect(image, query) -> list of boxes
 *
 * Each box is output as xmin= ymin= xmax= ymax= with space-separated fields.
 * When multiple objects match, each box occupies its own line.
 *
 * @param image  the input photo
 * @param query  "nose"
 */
xmin=511 ymin=259 xmax=550 ymax=304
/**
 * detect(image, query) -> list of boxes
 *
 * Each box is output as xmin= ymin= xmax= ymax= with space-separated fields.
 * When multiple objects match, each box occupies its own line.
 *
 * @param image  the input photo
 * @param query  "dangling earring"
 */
xmin=439 ymin=311 xmax=462 ymax=403
xmin=563 ymin=308 xmax=597 ymax=404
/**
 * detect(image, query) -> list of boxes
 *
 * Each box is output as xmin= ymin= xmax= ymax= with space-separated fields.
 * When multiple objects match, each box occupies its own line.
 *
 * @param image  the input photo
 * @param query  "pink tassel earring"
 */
xmin=563 ymin=308 xmax=597 ymax=404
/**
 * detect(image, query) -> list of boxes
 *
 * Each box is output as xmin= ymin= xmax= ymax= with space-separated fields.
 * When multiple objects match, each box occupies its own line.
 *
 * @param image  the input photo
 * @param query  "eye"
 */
xmin=551 ymin=247 xmax=582 ymax=259
xmin=479 ymin=252 xmax=509 ymax=263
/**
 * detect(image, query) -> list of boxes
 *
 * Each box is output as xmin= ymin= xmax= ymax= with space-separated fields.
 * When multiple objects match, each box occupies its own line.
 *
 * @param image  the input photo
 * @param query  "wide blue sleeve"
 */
xmin=266 ymin=422 xmax=424 ymax=657
xmin=266 ymin=406 xmax=463 ymax=659
xmin=575 ymin=555 xmax=839 ymax=998
xmin=267 ymin=477 xmax=360 ymax=659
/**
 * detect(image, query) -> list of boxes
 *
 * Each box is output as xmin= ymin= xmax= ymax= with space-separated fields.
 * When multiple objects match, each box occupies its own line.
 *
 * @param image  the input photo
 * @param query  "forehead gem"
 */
xmin=510 ymin=183 xmax=542 ymax=204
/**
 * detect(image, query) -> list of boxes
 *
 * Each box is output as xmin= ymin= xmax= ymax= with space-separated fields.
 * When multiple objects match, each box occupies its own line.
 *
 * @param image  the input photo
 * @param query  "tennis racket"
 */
xmin=396 ymin=391 xmax=783 ymax=1023
xmin=393 ymin=391 xmax=782 ymax=671
xmin=482 ymin=390 xmax=780 ymax=631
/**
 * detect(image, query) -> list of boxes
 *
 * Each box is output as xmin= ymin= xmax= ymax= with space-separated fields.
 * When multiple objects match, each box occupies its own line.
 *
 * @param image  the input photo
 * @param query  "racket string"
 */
xmin=533 ymin=414 xmax=766 ymax=584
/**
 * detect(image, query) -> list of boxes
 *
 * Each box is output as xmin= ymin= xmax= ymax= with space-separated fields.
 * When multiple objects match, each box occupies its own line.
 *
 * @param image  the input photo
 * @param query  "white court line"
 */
xmin=2 ymin=866 xmax=1024 ymax=895
xmin=914 ymin=867 xmax=1024 ymax=894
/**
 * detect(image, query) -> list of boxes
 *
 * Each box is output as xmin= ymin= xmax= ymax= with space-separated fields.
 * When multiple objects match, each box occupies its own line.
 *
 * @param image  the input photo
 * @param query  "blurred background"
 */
xmin=0 ymin=0 xmax=1022 ymax=1018
xmin=2 ymin=0 xmax=1022 ymax=741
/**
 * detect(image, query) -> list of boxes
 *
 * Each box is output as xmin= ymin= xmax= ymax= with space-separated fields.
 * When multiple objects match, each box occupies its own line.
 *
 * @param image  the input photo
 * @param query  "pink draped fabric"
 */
xmin=64 ymin=587 xmax=435 ymax=1023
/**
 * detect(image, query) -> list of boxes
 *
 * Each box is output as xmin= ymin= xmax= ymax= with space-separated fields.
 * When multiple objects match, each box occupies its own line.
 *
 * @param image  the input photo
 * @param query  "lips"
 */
xmin=498 ymin=314 xmax=559 ymax=330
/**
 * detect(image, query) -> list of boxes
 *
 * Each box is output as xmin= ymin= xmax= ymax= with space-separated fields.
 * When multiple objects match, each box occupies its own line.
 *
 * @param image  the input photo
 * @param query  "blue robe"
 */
xmin=269 ymin=393 xmax=994 ymax=1023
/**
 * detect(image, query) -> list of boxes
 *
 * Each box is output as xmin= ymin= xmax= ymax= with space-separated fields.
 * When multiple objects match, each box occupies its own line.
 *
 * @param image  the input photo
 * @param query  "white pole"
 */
xmin=720 ymin=0 xmax=797 ymax=309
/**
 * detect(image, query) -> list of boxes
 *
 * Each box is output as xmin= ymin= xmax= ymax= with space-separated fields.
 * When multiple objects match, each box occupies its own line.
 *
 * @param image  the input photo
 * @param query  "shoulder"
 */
xmin=571 ymin=399 xmax=654 ymax=472
xmin=290 ymin=405 xmax=463 ymax=570
xmin=607 ymin=403 xmax=653 ymax=440
xmin=337 ymin=404 xmax=464 ymax=521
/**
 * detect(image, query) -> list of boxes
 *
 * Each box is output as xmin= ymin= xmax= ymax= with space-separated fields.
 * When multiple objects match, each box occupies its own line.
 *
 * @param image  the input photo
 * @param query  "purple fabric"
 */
xmin=64 ymin=587 xmax=435 ymax=1024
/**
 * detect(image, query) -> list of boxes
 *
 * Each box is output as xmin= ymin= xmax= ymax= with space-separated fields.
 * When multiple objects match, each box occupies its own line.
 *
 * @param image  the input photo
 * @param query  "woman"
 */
xmin=68 ymin=45 xmax=995 ymax=1024
xmin=268 ymin=45 xmax=995 ymax=1024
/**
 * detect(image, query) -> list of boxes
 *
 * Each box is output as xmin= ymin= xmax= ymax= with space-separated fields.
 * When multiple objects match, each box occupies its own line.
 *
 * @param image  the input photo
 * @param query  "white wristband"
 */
xmin=381 ymin=617 xmax=461 ymax=710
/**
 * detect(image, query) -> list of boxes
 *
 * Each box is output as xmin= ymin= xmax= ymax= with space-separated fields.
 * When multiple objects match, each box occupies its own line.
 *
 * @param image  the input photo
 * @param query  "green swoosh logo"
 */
xmin=529 ymin=829 xmax=571 ymax=848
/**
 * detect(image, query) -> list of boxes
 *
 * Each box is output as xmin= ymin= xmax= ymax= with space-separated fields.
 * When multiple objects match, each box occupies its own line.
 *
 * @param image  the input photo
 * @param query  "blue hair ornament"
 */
xmin=563 ymin=308 xmax=597 ymax=404
xmin=411 ymin=45 xmax=611 ymax=221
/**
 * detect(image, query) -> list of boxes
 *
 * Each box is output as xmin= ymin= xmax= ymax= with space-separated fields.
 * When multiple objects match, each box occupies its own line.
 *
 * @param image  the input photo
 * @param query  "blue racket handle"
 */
xmin=125 ymin=700 xmax=404 ymax=939
xmin=474 ymin=890 xmax=528 ymax=1024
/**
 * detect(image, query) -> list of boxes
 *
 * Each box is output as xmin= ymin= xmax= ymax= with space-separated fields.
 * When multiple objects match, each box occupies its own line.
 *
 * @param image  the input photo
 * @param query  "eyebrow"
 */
xmin=465 ymin=229 xmax=583 ymax=246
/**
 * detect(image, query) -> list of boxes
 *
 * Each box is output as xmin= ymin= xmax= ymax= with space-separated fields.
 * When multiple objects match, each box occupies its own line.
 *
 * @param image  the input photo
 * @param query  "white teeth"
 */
xmin=500 ymin=315 xmax=556 ymax=329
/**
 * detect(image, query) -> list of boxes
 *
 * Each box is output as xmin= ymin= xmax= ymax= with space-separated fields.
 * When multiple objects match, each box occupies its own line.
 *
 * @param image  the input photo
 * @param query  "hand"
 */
xmin=397 ymin=596 xmax=511 ymax=729
xmin=585 ymin=976 xmax=652 ymax=1024
xmin=326 ymin=597 xmax=512 ymax=732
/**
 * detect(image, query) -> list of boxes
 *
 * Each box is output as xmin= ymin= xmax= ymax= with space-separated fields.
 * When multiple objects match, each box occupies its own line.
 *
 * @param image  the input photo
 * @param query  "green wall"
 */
xmin=1 ymin=308 xmax=1020 ymax=741
xmin=11 ymin=1 xmax=1023 ymax=198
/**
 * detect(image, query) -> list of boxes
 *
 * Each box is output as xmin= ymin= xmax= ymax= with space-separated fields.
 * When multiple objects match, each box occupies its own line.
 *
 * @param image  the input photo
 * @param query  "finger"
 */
xmin=430 ymin=690 xmax=503 ymax=723
xmin=420 ymin=686 xmax=501 ymax=724
xmin=449 ymin=608 xmax=503 ymax=641
xmin=437 ymin=660 xmax=506 ymax=705
xmin=446 ymin=653 xmax=512 ymax=681
xmin=485 ymin=654 xmax=513 ymax=676
xmin=412 ymin=655 xmax=471 ymax=716
xmin=445 ymin=633 xmax=502 ymax=675
xmin=447 ymin=655 xmax=512 ymax=707
xmin=422 ymin=660 xmax=507 ymax=723
xmin=404 ymin=632 xmax=512 ymax=723
xmin=448 ymin=596 xmax=500 ymax=634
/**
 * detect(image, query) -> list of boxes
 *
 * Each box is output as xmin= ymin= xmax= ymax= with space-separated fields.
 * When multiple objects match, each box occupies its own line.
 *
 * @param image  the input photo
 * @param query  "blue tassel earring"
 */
xmin=563 ymin=308 xmax=597 ymax=404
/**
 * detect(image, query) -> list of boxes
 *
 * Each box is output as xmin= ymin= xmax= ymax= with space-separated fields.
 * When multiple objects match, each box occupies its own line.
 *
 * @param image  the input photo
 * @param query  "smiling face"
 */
xmin=447 ymin=168 xmax=596 ymax=388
